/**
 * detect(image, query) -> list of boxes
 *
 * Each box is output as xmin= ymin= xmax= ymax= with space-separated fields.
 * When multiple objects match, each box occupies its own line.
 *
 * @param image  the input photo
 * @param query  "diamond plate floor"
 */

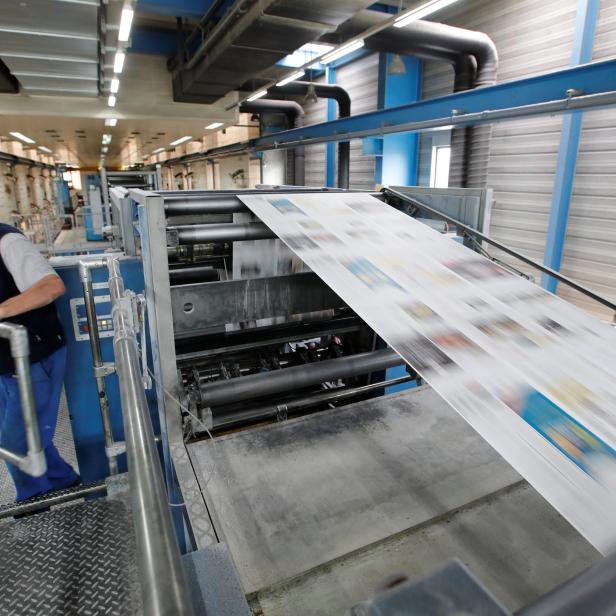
xmin=0 ymin=498 xmax=142 ymax=616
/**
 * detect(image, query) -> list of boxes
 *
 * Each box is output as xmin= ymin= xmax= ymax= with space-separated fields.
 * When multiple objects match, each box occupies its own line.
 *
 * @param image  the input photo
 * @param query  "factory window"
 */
xmin=430 ymin=145 xmax=451 ymax=188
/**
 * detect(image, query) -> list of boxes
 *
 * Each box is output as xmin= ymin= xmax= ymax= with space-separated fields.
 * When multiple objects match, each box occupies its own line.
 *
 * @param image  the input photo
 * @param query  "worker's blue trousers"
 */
xmin=0 ymin=346 xmax=79 ymax=501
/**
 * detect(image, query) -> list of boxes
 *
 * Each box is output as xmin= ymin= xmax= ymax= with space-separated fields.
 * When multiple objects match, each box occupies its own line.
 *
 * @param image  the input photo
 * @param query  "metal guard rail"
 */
xmin=0 ymin=322 xmax=46 ymax=476
xmin=106 ymin=256 xmax=194 ymax=616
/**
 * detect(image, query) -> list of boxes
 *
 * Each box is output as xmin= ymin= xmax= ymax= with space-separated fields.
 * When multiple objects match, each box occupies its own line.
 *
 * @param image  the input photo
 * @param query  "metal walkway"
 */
xmin=0 ymin=496 xmax=142 ymax=616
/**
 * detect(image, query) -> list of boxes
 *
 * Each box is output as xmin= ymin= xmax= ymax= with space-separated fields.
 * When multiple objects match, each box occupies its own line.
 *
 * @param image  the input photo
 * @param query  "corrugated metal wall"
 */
xmin=302 ymin=53 xmax=379 ymax=189
xmin=417 ymin=0 xmax=616 ymax=319
xmin=559 ymin=0 xmax=616 ymax=318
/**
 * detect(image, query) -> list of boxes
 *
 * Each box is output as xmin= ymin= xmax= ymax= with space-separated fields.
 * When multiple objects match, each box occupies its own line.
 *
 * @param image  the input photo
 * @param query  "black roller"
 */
xmin=169 ymin=266 xmax=220 ymax=285
xmin=200 ymin=348 xmax=401 ymax=407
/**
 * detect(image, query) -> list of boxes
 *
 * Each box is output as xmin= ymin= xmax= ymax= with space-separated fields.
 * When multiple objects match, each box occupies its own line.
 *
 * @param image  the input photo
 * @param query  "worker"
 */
xmin=0 ymin=223 xmax=79 ymax=501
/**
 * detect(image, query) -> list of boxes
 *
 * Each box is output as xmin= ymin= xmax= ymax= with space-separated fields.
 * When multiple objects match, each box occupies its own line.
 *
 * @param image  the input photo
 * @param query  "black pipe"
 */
xmin=212 ymin=375 xmax=413 ymax=430
xmin=175 ymin=222 xmax=274 ymax=244
xmin=240 ymin=99 xmax=305 ymax=186
xmin=169 ymin=265 xmax=219 ymax=285
xmin=345 ymin=10 xmax=498 ymax=188
xmin=199 ymin=348 xmax=401 ymax=407
xmin=270 ymin=81 xmax=351 ymax=189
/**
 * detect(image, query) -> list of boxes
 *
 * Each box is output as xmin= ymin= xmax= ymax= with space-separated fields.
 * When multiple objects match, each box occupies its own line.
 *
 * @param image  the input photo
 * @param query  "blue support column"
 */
xmin=541 ymin=0 xmax=600 ymax=292
xmin=381 ymin=54 xmax=422 ymax=186
xmin=326 ymin=67 xmax=337 ymax=187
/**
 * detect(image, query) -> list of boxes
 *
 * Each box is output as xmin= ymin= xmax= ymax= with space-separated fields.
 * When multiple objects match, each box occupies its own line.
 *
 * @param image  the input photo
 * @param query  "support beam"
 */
xmin=136 ymin=0 xmax=214 ymax=19
xmin=326 ymin=66 xmax=336 ymax=188
xmin=541 ymin=0 xmax=600 ymax=293
xmin=381 ymin=54 xmax=422 ymax=186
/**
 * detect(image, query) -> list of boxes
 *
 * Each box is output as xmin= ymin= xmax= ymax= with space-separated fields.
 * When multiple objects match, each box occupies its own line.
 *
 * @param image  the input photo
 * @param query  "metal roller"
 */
xmin=199 ymin=348 xmax=401 ymax=408
xmin=169 ymin=265 xmax=220 ymax=284
xmin=174 ymin=222 xmax=275 ymax=244
xmin=164 ymin=195 xmax=247 ymax=216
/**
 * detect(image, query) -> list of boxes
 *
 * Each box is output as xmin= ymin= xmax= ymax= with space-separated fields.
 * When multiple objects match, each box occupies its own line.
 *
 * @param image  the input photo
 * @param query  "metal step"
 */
xmin=0 ymin=488 xmax=142 ymax=615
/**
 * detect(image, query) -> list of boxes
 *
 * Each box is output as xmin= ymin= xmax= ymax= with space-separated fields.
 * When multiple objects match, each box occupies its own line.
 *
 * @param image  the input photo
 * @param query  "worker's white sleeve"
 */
xmin=0 ymin=234 xmax=58 ymax=292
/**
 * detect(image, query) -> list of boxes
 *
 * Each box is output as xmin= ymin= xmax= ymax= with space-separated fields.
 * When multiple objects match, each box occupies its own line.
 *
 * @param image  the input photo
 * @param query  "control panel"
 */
xmin=70 ymin=294 xmax=114 ymax=342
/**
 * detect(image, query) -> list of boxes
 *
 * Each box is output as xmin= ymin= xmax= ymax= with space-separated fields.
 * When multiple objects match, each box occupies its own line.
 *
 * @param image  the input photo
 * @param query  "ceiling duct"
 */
xmin=172 ymin=0 xmax=375 ymax=104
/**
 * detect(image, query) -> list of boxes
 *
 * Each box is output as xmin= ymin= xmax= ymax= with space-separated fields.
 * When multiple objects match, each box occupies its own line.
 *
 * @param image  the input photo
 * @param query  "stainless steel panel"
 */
xmin=171 ymin=272 xmax=345 ymax=334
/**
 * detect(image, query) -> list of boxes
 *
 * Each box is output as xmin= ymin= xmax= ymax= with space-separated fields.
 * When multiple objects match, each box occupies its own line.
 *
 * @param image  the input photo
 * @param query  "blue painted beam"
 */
xmin=247 ymin=58 xmax=616 ymax=151
xmin=541 ymin=0 xmax=600 ymax=293
xmin=130 ymin=28 xmax=178 ymax=55
xmin=136 ymin=0 xmax=213 ymax=19
xmin=381 ymin=54 xmax=422 ymax=187
xmin=326 ymin=66 xmax=336 ymax=187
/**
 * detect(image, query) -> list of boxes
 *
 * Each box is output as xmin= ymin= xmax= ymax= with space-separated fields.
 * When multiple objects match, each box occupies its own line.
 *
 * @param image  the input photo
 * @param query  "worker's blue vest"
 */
xmin=0 ymin=223 xmax=65 ymax=375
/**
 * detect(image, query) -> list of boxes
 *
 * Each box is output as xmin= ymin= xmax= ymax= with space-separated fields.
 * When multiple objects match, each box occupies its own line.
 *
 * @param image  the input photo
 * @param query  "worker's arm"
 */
xmin=0 ymin=274 xmax=65 ymax=320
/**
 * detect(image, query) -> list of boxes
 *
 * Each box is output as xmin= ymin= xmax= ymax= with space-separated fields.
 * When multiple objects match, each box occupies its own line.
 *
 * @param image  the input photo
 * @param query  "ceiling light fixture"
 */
xmin=152 ymin=147 xmax=166 ymax=154
xmin=108 ymin=94 xmax=116 ymax=107
xmin=38 ymin=146 xmax=53 ymax=153
xmin=104 ymin=118 xmax=118 ymax=127
xmin=205 ymin=122 xmax=224 ymax=130
xmin=10 ymin=131 xmax=35 ymax=144
xmin=247 ymin=89 xmax=268 ymax=102
xmin=393 ymin=0 xmax=461 ymax=28
xmin=118 ymin=7 xmax=134 ymax=42
xmin=102 ymin=133 xmax=112 ymax=144
xmin=110 ymin=78 xmax=120 ymax=93
xmin=101 ymin=146 xmax=108 ymax=153
xmin=321 ymin=39 xmax=364 ymax=64
xmin=113 ymin=51 xmax=125 ymax=74
xmin=169 ymin=135 xmax=193 ymax=147
xmin=276 ymin=70 xmax=304 ymax=87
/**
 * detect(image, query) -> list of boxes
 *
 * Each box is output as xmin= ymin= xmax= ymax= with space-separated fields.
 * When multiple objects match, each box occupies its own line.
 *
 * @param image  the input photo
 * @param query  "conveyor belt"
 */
xmin=0 ymin=497 xmax=142 ymax=616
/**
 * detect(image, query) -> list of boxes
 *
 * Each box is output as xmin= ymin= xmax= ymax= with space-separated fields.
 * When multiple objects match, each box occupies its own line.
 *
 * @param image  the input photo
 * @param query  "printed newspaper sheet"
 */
xmin=238 ymin=191 xmax=616 ymax=554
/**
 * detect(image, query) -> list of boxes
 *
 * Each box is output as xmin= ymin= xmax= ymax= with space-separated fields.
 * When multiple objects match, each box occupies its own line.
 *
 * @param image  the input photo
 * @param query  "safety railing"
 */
xmin=106 ymin=255 xmax=194 ymax=616
xmin=0 ymin=322 xmax=46 ymax=477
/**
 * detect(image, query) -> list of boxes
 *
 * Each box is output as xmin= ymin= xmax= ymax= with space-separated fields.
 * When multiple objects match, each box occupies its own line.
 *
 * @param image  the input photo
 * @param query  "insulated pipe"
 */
xmin=79 ymin=259 xmax=119 ymax=475
xmin=174 ymin=222 xmax=274 ymax=244
xmin=240 ymin=99 xmax=305 ymax=186
xmin=107 ymin=257 xmax=195 ymax=616
xmin=0 ymin=322 xmax=46 ymax=476
xmin=353 ymin=11 xmax=498 ymax=187
xmin=269 ymin=81 xmax=352 ymax=189
xmin=200 ymin=348 xmax=401 ymax=408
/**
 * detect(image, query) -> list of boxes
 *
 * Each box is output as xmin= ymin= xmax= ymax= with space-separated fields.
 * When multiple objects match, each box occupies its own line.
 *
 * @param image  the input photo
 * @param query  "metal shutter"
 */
xmin=560 ymin=0 xmax=616 ymax=319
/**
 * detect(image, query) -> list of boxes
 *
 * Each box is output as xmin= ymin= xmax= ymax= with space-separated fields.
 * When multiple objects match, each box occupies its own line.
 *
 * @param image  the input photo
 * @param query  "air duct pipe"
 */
xmin=350 ymin=11 xmax=498 ymax=187
xmin=240 ymin=99 xmax=305 ymax=186
xmin=269 ymin=81 xmax=352 ymax=189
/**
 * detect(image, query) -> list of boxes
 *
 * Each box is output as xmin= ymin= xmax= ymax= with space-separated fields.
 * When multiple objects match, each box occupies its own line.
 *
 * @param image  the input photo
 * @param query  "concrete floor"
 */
xmin=188 ymin=387 xmax=600 ymax=616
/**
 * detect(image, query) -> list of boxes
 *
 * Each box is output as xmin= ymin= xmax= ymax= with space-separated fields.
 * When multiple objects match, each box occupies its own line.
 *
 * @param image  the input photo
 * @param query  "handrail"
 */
xmin=106 ymin=256 xmax=194 ymax=616
xmin=383 ymin=187 xmax=616 ymax=314
xmin=0 ymin=322 xmax=46 ymax=476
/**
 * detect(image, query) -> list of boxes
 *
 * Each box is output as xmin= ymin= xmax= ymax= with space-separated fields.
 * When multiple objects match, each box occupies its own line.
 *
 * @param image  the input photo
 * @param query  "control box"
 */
xmin=70 ymin=291 xmax=113 ymax=341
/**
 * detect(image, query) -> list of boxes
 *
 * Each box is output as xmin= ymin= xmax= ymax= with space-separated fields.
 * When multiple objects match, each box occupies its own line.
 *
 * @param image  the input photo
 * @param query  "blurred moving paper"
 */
xmin=239 ymin=191 xmax=616 ymax=554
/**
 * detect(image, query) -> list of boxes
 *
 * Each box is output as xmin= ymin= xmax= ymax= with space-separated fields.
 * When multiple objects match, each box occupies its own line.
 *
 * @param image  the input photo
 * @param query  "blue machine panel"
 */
xmin=54 ymin=258 xmax=159 ymax=483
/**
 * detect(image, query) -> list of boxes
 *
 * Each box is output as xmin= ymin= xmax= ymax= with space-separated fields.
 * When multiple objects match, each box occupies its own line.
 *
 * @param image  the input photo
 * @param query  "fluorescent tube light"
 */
xmin=169 ymin=135 xmax=192 ymax=147
xmin=152 ymin=147 xmax=165 ymax=154
xmin=113 ymin=51 xmax=125 ymax=74
xmin=108 ymin=95 xmax=116 ymax=107
xmin=394 ymin=0 xmax=460 ymax=28
xmin=118 ymin=7 xmax=134 ymax=42
xmin=104 ymin=118 xmax=118 ymax=127
xmin=247 ymin=89 xmax=268 ymax=102
xmin=10 ymin=131 xmax=35 ymax=144
xmin=205 ymin=122 xmax=224 ymax=130
xmin=101 ymin=146 xmax=108 ymax=153
xmin=110 ymin=78 xmax=120 ymax=93
xmin=321 ymin=39 xmax=364 ymax=64
xmin=38 ymin=146 xmax=53 ymax=153
xmin=276 ymin=70 xmax=304 ymax=87
xmin=102 ymin=133 xmax=112 ymax=144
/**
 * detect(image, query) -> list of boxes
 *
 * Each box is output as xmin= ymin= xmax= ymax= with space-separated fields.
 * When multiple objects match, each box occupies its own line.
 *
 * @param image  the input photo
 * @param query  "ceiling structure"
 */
xmin=0 ymin=0 xmax=421 ymax=168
